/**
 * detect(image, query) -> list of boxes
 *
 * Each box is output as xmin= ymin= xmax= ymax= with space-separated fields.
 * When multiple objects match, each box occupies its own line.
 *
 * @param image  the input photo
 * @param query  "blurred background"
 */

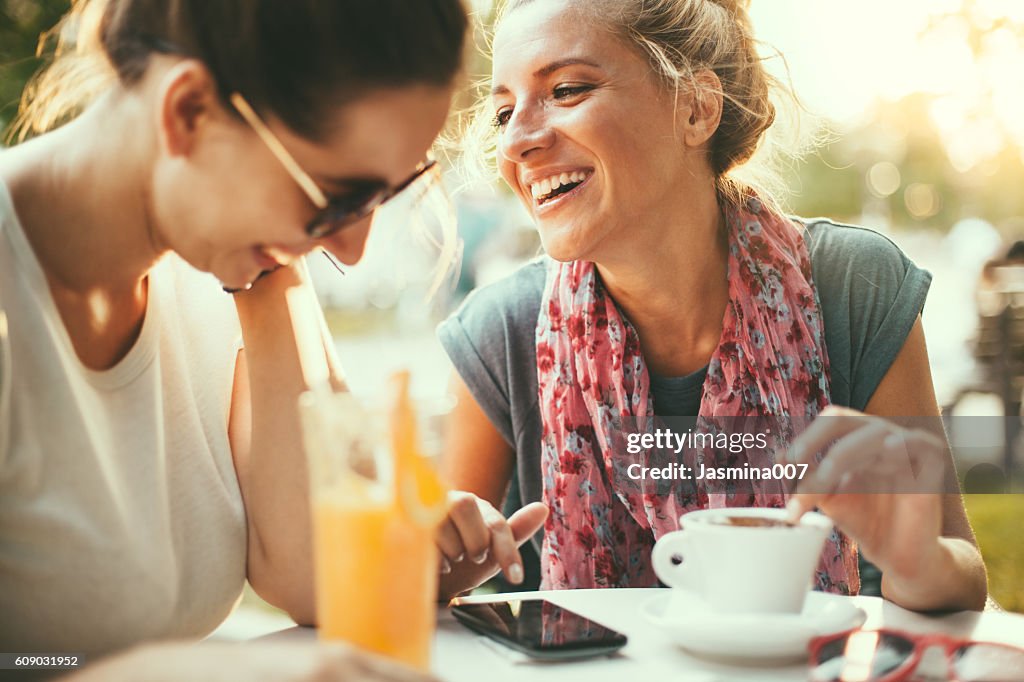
xmin=3 ymin=0 xmax=1023 ymax=622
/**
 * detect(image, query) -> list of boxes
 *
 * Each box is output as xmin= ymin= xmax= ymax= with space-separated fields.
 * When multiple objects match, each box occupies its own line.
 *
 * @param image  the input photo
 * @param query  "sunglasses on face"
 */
xmin=230 ymin=93 xmax=437 ymax=240
xmin=810 ymin=628 xmax=1024 ymax=682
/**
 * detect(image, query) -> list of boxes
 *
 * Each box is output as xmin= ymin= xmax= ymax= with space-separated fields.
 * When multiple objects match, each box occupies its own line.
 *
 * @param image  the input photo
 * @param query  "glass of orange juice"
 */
xmin=299 ymin=372 xmax=448 ymax=671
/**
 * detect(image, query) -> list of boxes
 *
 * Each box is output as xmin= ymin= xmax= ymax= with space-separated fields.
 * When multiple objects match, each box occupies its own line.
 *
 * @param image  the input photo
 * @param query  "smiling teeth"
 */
xmin=530 ymin=171 xmax=590 ymax=200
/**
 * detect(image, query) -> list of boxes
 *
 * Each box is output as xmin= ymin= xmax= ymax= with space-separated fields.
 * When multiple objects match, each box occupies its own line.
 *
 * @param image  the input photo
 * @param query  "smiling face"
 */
xmin=151 ymin=80 xmax=452 ymax=290
xmin=491 ymin=0 xmax=712 ymax=263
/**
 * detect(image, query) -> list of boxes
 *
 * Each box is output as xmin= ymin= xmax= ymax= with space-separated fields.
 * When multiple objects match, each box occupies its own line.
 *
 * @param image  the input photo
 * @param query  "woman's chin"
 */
xmin=204 ymin=258 xmax=256 ymax=292
xmin=538 ymin=232 xmax=589 ymax=264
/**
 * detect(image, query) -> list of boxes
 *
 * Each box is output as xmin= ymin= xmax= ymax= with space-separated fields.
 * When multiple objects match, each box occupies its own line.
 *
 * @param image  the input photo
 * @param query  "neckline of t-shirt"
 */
xmin=0 ymin=179 xmax=161 ymax=391
xmin=649 ymin=364 xmax=709 ymax=389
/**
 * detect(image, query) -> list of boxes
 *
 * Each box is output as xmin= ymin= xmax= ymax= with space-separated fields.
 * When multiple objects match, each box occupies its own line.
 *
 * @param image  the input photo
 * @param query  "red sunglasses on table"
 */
xmin=809 ymin=628 xmax=1024 ymax=681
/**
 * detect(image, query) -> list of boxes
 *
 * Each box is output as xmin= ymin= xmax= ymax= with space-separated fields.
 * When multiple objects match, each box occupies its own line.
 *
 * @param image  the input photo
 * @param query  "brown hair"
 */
xmin=13 ymin=0 xmax=469 ymax=142
xmin=460 ymin=0 xmax=809 ymax=209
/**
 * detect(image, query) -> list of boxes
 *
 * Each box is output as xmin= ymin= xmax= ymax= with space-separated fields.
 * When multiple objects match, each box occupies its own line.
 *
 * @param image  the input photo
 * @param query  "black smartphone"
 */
xmin=449 ymin=598 xmax=628 ymax=660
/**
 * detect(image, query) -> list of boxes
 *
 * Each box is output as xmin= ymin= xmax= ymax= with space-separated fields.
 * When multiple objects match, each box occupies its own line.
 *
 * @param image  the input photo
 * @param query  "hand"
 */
xmin=785 ymin=405 xmax=948 ymax=583
xmin=222 ymin=265 xmax=282 ymax=293
xmin=65 ymin=641 xmax=437 ymax=682
xmin=435 ymin=491 xmax=548 ymax=600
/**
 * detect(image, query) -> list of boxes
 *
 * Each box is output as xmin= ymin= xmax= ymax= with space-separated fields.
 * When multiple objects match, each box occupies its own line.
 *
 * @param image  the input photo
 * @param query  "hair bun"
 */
xmin=710 ymin=0 xmax=751 ymax=15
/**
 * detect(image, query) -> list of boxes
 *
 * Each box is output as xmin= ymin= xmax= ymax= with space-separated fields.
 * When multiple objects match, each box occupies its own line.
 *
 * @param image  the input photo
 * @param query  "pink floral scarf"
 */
xmin=536 ymin=195 xmax=859 ymax=594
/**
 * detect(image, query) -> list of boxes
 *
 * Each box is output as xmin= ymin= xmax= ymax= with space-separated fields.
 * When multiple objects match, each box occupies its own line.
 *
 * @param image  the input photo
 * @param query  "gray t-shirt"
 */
xmin=438 ymin=219 xmax=931 ymax=590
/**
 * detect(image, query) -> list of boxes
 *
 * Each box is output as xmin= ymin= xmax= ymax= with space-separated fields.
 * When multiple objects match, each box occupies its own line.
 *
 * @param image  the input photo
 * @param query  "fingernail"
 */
xmin=472 ymin=550 xmax=489 ymax=564
xmin=509 ymin=563 xmax=523 ymax=584
xmin=786 ymin=498 xmax=802 ymax=521
xmin=453 ymin=553 xmax=464 ymax=563
xmin=441 ymin=558 xmax=451 ymax=574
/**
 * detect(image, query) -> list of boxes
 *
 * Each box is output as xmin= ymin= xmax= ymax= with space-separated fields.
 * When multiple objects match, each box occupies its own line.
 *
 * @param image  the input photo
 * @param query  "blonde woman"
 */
xmin=433 ymin=0 xmax=987 ymax=613
xmin=0 ymin=0 xmax=465 ymax=678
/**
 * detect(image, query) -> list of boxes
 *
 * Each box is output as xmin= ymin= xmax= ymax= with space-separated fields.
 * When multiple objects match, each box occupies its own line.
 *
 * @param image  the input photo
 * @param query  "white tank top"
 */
xmin=0 ymin=181 xmax=247 ymax=656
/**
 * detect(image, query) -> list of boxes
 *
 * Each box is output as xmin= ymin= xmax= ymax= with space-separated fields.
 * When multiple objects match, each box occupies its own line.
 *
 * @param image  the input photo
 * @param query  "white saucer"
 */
xmin=642 ymin=589 xmax=866 ymax=665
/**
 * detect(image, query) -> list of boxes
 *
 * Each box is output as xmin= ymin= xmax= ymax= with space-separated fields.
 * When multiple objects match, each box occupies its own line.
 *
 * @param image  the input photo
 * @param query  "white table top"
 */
xmin=264 ymin=588 xmax=1024 ymax=681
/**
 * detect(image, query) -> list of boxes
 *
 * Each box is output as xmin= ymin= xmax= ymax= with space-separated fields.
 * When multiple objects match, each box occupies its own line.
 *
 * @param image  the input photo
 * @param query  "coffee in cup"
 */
xmin=711 ymin=515 xmax=797 ymax=528
xmin=651 ymin=507 xmax=832 ymax=615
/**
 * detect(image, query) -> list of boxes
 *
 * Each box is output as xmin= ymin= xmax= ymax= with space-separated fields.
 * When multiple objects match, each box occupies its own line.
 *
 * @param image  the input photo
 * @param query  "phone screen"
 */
xmin=450 ymin=599 xmax=627 ymax=658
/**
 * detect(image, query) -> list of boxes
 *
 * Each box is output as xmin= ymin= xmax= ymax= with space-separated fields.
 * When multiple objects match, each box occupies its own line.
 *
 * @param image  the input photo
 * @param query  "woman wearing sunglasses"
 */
xmin=0 ymin=0 xmax=465 ymax=679
xmin=434 ymin=0 xmax=988 ymax=615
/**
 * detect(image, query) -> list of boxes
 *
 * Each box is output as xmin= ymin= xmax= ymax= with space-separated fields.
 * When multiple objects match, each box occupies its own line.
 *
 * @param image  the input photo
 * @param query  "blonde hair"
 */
xmin=457 ymin=0 xmax=815 ymax=211
xmin=9 ymin=0 xmax=116 ymax=143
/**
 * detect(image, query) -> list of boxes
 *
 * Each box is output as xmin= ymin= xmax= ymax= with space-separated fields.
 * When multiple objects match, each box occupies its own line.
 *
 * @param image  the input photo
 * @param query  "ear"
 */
xmin=156 ymin=60 xmax=223 ymax=158
xmin=679 ymin=69 xmax=724 ymax=148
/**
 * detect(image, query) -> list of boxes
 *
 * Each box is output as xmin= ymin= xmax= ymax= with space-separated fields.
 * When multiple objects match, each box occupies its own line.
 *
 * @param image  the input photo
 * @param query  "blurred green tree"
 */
xmin=0 ymin=0 xmax=70 ymax=135
xmin=789 ymin=0 xmax=1024 ymax=231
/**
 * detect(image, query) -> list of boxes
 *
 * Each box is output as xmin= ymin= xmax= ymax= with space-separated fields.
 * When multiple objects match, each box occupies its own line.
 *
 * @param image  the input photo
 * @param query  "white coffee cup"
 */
xmin=651 ymin=507 xmax=833 ymax=615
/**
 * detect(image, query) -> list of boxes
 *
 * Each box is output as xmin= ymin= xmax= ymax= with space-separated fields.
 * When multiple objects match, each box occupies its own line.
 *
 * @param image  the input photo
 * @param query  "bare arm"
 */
xmin=441 ymin=373 xmax=516 ymax=507
xmin=228 ymin=263 xmax=340 ymax=624
xmin=436 ymin=373 xmax=546 ymax=600
xmin=790 ymin=317 xmax=987 ymax=611
xmin=62 ymin=641 xmax=437 ymax=682
xmin=863 ymin=318 xmax=987 ymax=610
